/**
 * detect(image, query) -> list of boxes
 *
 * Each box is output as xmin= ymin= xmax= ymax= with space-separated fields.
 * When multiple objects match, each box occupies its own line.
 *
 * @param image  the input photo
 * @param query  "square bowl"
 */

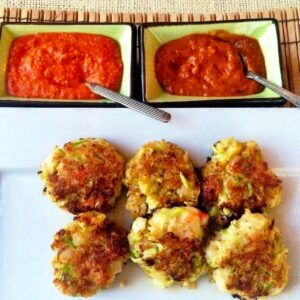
xmin=139 ymin=19 xmax=285 ymax=107
xmin=0 ymin=23 xmax=136 ymax=107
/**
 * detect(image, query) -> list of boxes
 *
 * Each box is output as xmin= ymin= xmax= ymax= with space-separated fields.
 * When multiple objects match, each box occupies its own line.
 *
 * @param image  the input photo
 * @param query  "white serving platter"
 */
xmin=0 ymin=107 xmax=299 ymax=300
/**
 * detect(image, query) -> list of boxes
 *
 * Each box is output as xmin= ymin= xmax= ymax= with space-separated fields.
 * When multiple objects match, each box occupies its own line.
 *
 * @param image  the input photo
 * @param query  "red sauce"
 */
xmin=6 ymin=33 xmax=123 ymax=100
xmin=155 ymin=30 xmax=266 ymax=97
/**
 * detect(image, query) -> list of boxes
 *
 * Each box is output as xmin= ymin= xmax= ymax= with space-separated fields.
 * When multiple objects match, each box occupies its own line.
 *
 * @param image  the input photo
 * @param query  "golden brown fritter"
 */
xmin=51 ymin=212 xmax=129 ymax=297
xmin=201 ymin=137 xmax=282 ymax=225
xmin=205 ymin=210 xmax=289 ymax=300
xmin=128 ymin=207 xmax=208 ymax=288
xmin=124 ymin=140 xmax=200 ymax=218
xmin=39 ymin=138 xmax=125 ymax=214
xmin=222 ymin=239 xmax=286 ymax=299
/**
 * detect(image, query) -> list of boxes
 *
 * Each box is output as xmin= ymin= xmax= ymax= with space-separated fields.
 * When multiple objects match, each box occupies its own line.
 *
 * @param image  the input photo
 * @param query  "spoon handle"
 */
xmin=247 ymin=70 xmax=300 ymax=107
xmin=85 ymin=83 xmax=171 ymax=123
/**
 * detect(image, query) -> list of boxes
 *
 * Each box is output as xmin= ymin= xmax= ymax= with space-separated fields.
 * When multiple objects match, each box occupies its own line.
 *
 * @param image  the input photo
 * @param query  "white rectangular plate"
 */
xmin=0 ymin=108 xmax=299 ymax=300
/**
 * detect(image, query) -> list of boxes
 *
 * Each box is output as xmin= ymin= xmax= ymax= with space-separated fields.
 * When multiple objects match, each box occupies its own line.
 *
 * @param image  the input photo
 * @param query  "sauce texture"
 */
xmin=155 ymin=30 xmax=266 ymax=97
xmin=6 ymin=33 xmax=123 ymax=100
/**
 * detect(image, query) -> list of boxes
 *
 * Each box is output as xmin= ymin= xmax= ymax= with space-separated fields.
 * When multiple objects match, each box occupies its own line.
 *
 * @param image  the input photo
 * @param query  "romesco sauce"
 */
xmin=6 ymin=33 xmax=123 ymax=100
xmin=155 ymin=30 xmax=266 ymax=97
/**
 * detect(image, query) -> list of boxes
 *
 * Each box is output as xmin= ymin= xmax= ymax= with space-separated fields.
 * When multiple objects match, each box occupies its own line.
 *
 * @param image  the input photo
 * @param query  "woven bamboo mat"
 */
xmin=1 ymin=7 xmax=299 ymax=105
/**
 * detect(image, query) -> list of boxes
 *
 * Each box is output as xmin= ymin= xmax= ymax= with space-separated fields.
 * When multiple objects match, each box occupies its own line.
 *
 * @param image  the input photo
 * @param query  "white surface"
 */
xmin=0 ymin=107 xmax=299 ymax=300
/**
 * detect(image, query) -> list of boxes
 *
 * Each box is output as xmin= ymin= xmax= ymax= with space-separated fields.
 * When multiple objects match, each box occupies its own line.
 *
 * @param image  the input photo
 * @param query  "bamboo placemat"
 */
xmin=2 ymin=0 xmax=300 ymax=14
xmin=0 ymin=7 xmax=299 ymax=105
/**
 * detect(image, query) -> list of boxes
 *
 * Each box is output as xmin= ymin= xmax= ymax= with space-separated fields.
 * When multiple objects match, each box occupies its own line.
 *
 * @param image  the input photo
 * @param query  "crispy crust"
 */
xmin=154 ymin=233 xmax=204 ymax=282
xmin=221 ymin=237 xmax=285 ymax=299
xmin=124 ymin=140 xmax=200 ymax=218
xmin=201 ymin=138 xmax=282 ymax=224
xmin=205 ymin=211 xmax=289 ymax=300
xmin=40 ymin=138 xmax=125 ymax=214
xmin=51 ymin=212 xmax=129 ymax=297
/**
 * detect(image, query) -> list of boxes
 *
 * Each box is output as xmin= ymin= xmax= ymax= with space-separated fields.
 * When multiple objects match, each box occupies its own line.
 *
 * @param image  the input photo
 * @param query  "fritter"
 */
xmin=51 ymin=211 xmax=129 ymax=297
xmin=128 ymin=207 xmax=209 ymax=288
xmin=124 ymin=140 xmax=200 ymax=218
xmin=201 ymin=137 xmax=282 ymax=225
xmin=39 ymin=138 xmax=125 ymax=214
xmin=205 ymin=210 xmax=289 ymax=300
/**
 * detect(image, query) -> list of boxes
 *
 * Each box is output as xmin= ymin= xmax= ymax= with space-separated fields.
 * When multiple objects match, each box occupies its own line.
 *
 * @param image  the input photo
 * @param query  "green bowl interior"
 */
xmin=0 ymin=24 xmax=133 ymax=102
xmin=143 ymin=21 xmax=283 ymax=103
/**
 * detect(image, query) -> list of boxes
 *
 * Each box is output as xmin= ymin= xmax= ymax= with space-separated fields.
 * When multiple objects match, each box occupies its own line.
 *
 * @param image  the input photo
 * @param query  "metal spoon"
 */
xmin=239 ymin=55 xmax=300 ymax=107
xmin=85 ymin=83 xmax=171 ymax=123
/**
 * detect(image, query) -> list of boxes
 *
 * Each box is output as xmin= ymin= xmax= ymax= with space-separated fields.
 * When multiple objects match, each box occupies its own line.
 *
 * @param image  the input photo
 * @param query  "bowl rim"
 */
xmin=0 ymin=22 xmax=137 ymax=107
xmin=139 ymin=18 xmax=286 ymax=107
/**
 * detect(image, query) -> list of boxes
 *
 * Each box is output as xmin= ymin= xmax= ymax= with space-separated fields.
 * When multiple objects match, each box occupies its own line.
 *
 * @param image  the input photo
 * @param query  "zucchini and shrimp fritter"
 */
xmin=124 ymin=140 xmax=200 ymax=218
xmin=39 ymin=138 xmax=125 ymax=214
xmin=201 ymin=137 xmax=282 ymax=225
xmin=40 ymin=136 xmax=289 ymax=298
xmin=128 ymin=207 xmax=209 ymax=288
xmin=205 ymin=210 xmax=289 ymax=300
xmin=51 ymin=212 xmax=129 ymax=297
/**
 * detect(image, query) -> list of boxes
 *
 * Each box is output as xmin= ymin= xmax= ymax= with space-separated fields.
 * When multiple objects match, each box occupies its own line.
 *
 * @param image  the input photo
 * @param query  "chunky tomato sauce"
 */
xmin=155 ymin=31 xmax=266 ymax=97
xmin=6 ymin=33 xmax=123 ymax=100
